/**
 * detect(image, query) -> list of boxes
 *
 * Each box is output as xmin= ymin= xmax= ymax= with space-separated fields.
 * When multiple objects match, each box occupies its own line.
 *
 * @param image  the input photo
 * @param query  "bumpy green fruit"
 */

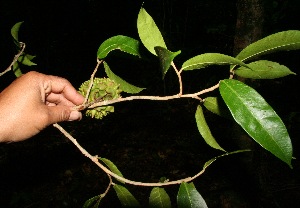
xmin=78 ymin=77 xmax=122 ymax=119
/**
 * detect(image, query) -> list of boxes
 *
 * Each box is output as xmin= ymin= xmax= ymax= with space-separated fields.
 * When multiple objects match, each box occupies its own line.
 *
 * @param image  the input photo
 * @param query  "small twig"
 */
xmin=171 ymin=61 xmax=183 ymax=95
xmin=100 ymin=173 xmax=113 ymax=198
xmin=0 ymin=42 xmax=26 ymax=77
xmin=75 ymin=59 xmax=103 ymax=111
xmin=84 ymin=59 xmax=103 ymax=103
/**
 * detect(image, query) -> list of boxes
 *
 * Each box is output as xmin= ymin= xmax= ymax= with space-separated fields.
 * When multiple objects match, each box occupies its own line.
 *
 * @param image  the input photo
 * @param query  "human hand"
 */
xmin=0 ymin=71 xmax=84 ymax=142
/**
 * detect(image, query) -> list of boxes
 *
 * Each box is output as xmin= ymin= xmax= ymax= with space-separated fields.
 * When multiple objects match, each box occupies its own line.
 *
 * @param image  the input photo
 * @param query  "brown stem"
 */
xmin=0 ymin=42 xmax=26 ymax=77
xmin=53 ymin=123 xmax=222 ymax=187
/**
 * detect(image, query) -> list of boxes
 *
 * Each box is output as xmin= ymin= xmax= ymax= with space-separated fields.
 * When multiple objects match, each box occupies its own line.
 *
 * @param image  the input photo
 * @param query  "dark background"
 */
xmin=1 ymin=0 xmax=300 ymax=207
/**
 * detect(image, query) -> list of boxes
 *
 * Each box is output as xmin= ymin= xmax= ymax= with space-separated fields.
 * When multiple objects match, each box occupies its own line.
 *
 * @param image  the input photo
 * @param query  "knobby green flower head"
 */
xmin=78 ymin=77 xmax=122 ymax=119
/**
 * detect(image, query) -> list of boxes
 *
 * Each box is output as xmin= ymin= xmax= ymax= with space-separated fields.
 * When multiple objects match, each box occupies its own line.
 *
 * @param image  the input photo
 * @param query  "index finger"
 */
xmin=47 ymin=75 xmax=85 ymax=106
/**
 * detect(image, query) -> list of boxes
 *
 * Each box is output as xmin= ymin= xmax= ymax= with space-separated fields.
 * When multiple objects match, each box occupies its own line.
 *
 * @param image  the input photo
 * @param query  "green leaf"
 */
xmin=236 ymin=30 xmax=300 ymax=62
xmin=97 ymin=35 xmax=140 ymax=59
xmin=149 ymin=187 xmax=171 ymax=208
xmin=235 ymin=60 xmax=296 ymax=79
xmin=219 ymin=79 xmax=293 ymax=167
xmin=99 ymin=158 xmax=125 ymax=184
xmin=83 ymin=195 xmax=101 ymax=208
xmin=203 ymin=149 xmax=251 ymax=169
xmin=195 ymin=105 xmax=226 ymax=152
xmin=177 ymin=182 xmax=208 ymax=208
xmin=154 ymin=46 xmax=181 ymax=79
xmin=137 ymin=7 xmax=167 ymax=55
xmin=181 ymin=53 xmax=248 ymax=71
xmin=203 ymin=96 xmax=232 ymax=119
xmin=18 ymin=54 xmax=37 ymax=66
xmin=12 ymin=62 xmax=22 ymax=77
xmin=11 ymin=21 xmax=24 ymax=43
xmin=25 ymin=54 xmax=36 ymax=60
xmin=113 ymin=184 xmax=140 ymax=207
xmin=104 ymin=61 xmax=145 ymax=94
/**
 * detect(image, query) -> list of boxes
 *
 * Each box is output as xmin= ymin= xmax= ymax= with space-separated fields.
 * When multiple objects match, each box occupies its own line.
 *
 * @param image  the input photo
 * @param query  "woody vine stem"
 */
xmin=54 ymin=58 xmax=229 ymax=188
xmin=0 ymin=52 xmax=236 ymax=190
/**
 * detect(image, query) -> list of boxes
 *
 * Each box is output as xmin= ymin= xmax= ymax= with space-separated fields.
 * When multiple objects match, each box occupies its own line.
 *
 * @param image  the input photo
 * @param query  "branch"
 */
xmin=100 ymin=173 xmax=113 ymax=198
xmin=74 ymin=59 xmax=221 ymax=111
xmin=53 ymin=123 xmax=247 ymax=187
xmin=85 ymin=82 xmax=219 ymax=109
xmin=76 ymin=59 xmax=103 ymax=111
xmin=0 ymin=42 xmax=26 ymax=77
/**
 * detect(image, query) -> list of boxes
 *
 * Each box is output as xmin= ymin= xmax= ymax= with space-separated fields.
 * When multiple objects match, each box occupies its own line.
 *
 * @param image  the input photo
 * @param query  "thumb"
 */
xmin=46 ymin=106 xmax=72 ymax=123
xmin=48 ymin=106 xmax=83 ymax=123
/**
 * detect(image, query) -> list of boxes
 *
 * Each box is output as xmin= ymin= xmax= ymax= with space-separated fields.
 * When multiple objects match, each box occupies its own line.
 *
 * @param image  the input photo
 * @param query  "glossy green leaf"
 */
xmin=235 ymin=60 xmax=296 ymax=79
xmin=195 ymin=105 xmax=226 ymax=151
xmin=236 ymin=30 xmax=300 ymax=62
xmin=17 ymin=54 xmax=37 ymax=66
xmin=149 ymin=187 xmax=171 ymax=208
xmin=113 ymin=184 xmax=140 ymax=207
xmin=219 ymin=79 xmax=293 ymax=167
xmin=181 ymin=53 xmax=248 ymax=71
xmin=154 ymin=46 xmax=181 ymax=79
xmin=104 ymin=61 xmax=145 ymax=94
xmin=11 ymin=21 xmax=24 ymax=43
xmin=99 ymin=157 xmax=125 ymax=184
xmin=83 ymin=195 xmax=101 ymax=208
xmin=137 ymin=7 xmax=167 ymax=55
xmin=177 ymin=182 xmax=208 ymax=208
xmin=97 ymin=35 xmax=140 ymax=59
xmin=203 ymin=96 xmax=232 ymax=119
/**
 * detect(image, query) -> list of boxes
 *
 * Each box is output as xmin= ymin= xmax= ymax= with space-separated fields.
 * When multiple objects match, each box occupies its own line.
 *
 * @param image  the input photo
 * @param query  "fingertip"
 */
xmin=68 ymin=110 xmax=83 ymax=121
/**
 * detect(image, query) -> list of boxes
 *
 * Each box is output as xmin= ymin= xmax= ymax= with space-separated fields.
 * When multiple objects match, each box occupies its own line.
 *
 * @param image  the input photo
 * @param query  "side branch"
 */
xmin=0 ymin=42 xmax=26 ymax=77
xmin=171 ymin=61 xmax=183 ymax=95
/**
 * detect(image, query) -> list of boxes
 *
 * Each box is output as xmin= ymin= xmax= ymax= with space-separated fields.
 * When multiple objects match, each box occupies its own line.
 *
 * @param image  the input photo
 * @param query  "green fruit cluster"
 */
xmin=78 ymin=77 xmax=122 ymax=119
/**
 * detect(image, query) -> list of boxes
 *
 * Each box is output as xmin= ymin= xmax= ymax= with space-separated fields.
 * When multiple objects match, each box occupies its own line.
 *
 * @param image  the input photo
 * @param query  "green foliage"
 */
xmin=137 ymin=8 xmax=167 ymax=55
xmin=235 ymin=60 xmax=296 ymax=79
xmin=10 ymin=21 xmax=37 ymax=77
xmin=235 ymin=30 xmax=300 ymax=62
xmin=11 ymin=21 xmax=23 ymax=44
xmin=83 ymin=195 xmax=102 ymax=208
xmin=219 ymin=79 xmax=293 ymax=167
xmin=80 ymin=6 xmax=299 ymax=207
xmin=181 ymin=53 xmax=248 ymax=71
xmin=97 ymin=35 xmax=141 ymax=59
xmin=113 ymin=185 xmax=141 ymax=207
xmin=203 ymin=97 xmax=232 ymax=119
xmin=99 ymin=157 xmax=125 ymax=184
xmin=195 ymin=105 xmax=225 ymax=151
xmin=83 ymin=150 xmax=249 ymax=208
xmin=7 ymin=5 xmax=299 ymax=208
xmin=154 ymin=46 xmax=181 ymax=79
xmin=103 ymin=62 xmax=145 ymax=94
xmin=149 ymin=187 xmax=172 ymax=208
xmin=177 ymin=182 xmax=208 ymax=208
